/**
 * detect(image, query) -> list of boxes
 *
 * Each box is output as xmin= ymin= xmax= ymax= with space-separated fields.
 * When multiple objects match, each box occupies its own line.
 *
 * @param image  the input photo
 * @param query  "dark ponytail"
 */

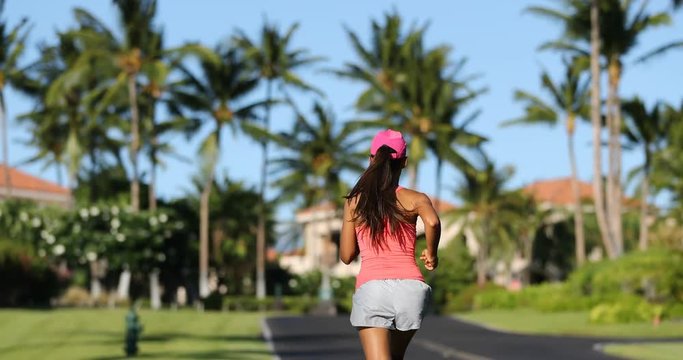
xmin=345 ymin=145 xmax=411 ymax=249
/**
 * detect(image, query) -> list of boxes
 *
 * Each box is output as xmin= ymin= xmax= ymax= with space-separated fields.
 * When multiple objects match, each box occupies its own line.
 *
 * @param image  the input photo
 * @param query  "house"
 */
xmin=0 ymin=165 xmax=71 ymax=207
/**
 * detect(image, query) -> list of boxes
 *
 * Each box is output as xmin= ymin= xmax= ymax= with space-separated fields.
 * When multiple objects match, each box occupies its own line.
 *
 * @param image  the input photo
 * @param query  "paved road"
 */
xmin=264 ymin=315 xmax=644 ymax=360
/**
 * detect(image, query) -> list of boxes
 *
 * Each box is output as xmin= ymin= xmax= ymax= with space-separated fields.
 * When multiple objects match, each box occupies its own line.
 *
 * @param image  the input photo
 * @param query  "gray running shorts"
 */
xmin=350 ymin=279 xmax=431 ymax=331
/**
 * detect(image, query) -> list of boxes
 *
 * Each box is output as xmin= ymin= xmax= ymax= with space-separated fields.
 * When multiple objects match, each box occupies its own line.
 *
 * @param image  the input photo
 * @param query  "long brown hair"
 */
xmin=345 ymin=145 xmax=412 ymax=249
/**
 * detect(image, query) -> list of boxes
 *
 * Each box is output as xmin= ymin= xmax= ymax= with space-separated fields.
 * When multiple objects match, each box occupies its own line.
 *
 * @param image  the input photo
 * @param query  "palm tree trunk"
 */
xmin=199 ymin=183 xmax=211 ymax=298
xmin=128 ymin=75 xmax=141 ymax=212
xmin=477 ymin=222 xmax=489 ymax=287
xmin=613 ymin=67 xmax=624 ymax=255
xmin=67 ymin=125 xmax=79 ymax=206
xmin=476 ymin=241 xmax=487 ymax=287
xmin=523 ymin=232 xmax=534 ymax=285
xmin=89 ymin=144 xmax=98 ymax=203
xmin=0 ymin=93 xmax=12 ymax=198
xmin=590 ymin=0 xmax=615 ymax=259
xmin=409 ymin=163 xmax=418 ymax=189
xmin=435 ymin=157 xmax=443 ymax=213
xmin=639 ymin=170 xmax=650 ymax=250
xmin=199 ymin=162 xmax=216 ymax=299
xmin=56 ymin=162 xmax=64 ymax=188
xmin=149 ymin=104 xmax=158 ymax=211
xmin=149 ymin=156 xmax=157 ymax=211
xmin=607 ymin=59 xmax=623 ymax=256
xmin=567 ymin=123 xmax=586 ymax=266
xmin=255 ymin=80 xmax=272 ymax=300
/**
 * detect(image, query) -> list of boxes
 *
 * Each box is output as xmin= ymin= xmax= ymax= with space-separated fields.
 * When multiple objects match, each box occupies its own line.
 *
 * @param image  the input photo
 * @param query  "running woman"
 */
xmin=340 ymin=129 xmax=441 ymax=360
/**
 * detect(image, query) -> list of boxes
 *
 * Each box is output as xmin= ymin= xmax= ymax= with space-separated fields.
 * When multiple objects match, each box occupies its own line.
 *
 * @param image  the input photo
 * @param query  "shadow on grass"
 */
xmin=89 ymin=348 xmax=272 ymax=360
xmin=270 ymin=332 xmax=356 ymax=342
xmin=88 ymin=330 xmax=270 ymax=359
xmin=0 ymin=331 xmax=269 ymax=359
xmin=142 ymin=333 xmax=262 ymax=343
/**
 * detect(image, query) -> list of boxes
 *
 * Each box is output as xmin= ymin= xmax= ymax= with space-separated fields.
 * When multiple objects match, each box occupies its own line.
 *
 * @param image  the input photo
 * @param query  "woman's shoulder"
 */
xmin=397 ymin=186 xmax=428 ymax=199
xmin=396 ymin=187 xmax=432 ymax=210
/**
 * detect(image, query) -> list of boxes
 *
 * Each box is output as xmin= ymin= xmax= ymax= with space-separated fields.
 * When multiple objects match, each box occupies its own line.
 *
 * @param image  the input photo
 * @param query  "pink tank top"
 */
xmin=354 ymin=186 xmax=424 ymax=289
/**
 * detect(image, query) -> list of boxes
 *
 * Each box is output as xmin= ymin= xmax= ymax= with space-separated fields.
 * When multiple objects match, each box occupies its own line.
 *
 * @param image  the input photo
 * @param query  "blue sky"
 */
xmin=4 ymin=0 xmax=683 ymax=220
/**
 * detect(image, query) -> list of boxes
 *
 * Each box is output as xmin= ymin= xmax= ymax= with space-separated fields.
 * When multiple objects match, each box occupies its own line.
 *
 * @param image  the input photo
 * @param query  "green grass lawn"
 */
xmin=603 ymin=342 xmax=683 ymax=360
xmin=0 ymin=308 xmax=271 ymax=360
xmin=456 ymin=309 xmax=683 ymax=338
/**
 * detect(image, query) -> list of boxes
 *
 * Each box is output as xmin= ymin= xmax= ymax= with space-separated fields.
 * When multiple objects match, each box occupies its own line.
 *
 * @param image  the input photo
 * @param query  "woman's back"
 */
xmin=354 ymin=186 xmax=423 ymax=288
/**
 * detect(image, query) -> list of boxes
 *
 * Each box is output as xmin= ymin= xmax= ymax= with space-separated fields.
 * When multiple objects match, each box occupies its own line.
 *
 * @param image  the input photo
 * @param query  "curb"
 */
xmin=261 ymin=317 xmax=281 ymax=360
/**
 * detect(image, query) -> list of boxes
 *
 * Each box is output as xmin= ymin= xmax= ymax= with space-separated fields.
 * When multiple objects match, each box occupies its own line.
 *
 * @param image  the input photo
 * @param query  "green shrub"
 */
xmin=589 ymin=296 xmax=662 ymax=324
xmin=282 ymin=296 xmax=318 ymax=314
xmin=567 ymin=249 xmax=683 ymax=303
xmin=203 ymin=291 xmax=224 ymax=311
xmin=332 ymin=277 xmax=355 ymax=313
xmin=288 ymin=271 xmax=322 ymax=296
xmin=446 ymin=283 xmax=503 ymax=312
xmin=287 ymin=272 xmax=355 ymax=313
xmin=513 ymin=283 xmax=596 ymax=312
xmin=664 ymin=302 xmax=683 ymax=320
xmin=0 ymin=240 xmax=62 ymax=307
xmin=419 ymin=238 xmax=476 ymax=313
xmin=473 ymin=287 xmax=518 ymax=310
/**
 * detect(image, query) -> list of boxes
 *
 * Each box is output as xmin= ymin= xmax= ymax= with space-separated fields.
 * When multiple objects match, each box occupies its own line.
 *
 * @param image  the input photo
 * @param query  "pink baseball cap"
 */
xmin=370 ymin=129 xmax=407 ymax=159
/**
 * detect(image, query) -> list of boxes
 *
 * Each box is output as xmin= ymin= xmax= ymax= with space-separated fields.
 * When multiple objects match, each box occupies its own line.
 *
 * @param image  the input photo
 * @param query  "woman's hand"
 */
xmin=420 ymin=249 xmax=438 ymax=271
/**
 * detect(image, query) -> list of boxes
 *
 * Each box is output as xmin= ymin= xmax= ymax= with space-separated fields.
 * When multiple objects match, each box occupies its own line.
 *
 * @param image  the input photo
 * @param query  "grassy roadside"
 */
xmin=0 ymin=309 xmax=271 ymax=360
xmin=602 ymin=343 xmax=683 ymax=360
xmin=456 ymin=309 xmax=683 ymax=338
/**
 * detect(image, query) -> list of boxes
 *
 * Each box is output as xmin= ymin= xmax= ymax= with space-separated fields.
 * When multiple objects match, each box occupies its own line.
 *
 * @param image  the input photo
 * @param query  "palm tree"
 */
xmin=337 ymin=13 xmax=485 ymax=191
xmin=335 ymin=14 xmax=432 ymax=188
xmin=271 ymin=102 xmax=366 ymax=208
xmin=394 ymin=44 xmax=480 ymax=189
xmin=622 ymin=98 xmax=670 ymax=250
xmin=233 ymin=21 xmax=322 ymax=299
xmin=138 ymin=29 xmax=200 ymax=211
xmin=13 ymin=41 xmax=68 ymax=187
xmin=271 ymin=102 xmax=365 ymax=311
xmin=423 ymin=62 xmax=487 ymax=211
xmin=172 ymin=44 xmax=263 ymax=298
xmin=589 ymin=0 xmax=611 ymax=259
xmin=16 ymin=109 xmax=67 ymax=186
xmin=140 ymin=82 xmax=193 ymax=211
xmin=652 ymin=102 xmax=683 ymax=212
xmin=66 ymin=0 xmax=160 ymax=212
xmin=335 ymin=12 xmax=415 ymax=99
xmin=502 ymin=57 xmax=590 ymax=265
xmin=446 ymin=156 xmax=528 ymax=286
xmin=528 ymin=0 xmax=679 ymax=257
xmin=0 ymin=1 xmax=29 ymax=197
xmin=21 ymin=28 xmax=120 ymax=195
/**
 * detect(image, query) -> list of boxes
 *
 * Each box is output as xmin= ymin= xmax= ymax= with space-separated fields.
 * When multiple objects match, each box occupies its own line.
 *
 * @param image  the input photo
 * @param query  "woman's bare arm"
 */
xmin=340 ymin=198 xmax=359 ymax=264
xmin=414 ymin=193 xmax=441 ymax=270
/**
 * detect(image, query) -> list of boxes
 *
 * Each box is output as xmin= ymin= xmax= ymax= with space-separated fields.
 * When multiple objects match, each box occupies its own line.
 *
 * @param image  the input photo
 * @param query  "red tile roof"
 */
xmin=523 ymin=177 xmax=639 ymax=208
xmin=523 ymin=177 xmax=593 ymax=206
xmin=0 ymin=165 xmax=70 ymax=195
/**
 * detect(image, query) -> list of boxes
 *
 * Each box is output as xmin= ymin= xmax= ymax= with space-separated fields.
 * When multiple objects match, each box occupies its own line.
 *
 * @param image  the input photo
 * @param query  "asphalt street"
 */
xmin=263 ymin=315 xmax=649 ymax=360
